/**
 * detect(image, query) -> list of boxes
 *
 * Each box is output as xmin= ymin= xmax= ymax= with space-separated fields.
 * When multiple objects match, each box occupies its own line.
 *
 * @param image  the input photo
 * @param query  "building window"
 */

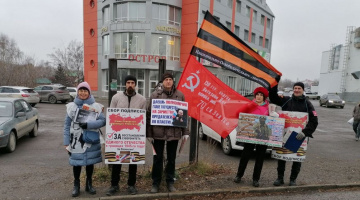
xmin=235 ymin=25 xmax=240 ymax=37
xmin=151 ymin=34 xmax=180 ymax=61
xmin=103 ymin=6 xmax=110 ymax=24
xmin=261 ymin=15 xmax=265 ymax=25
xmin=265 ymin=38 xmax=269 ymax=48
xmin=227 ymin=0 xmax=233 ymax=8
xmin=246 ymin=6 xmax=250 ymax=17
xmin=168 ymin=5 xmax=182 ymax=26
xmin=267 ymin=18 xmax=271 ymax=28
xmin=149 ymin=70 xmax=159 ymax=94
xmin=114 ymin=32 xmax=145 ymax=59
xmin=236 ymin=0 xmax=241 ymax=13
xmin=114 ymin=2 xmax=146 ymax=22
xmin=251 ymin=33 xmax=255 ymax=43
xmin=244 ymin=29 xmax=249 ymax=41
xmin=259 ymin=36 xmax=263 ymax=46
xmin=102 ymin=34 xmax=109 ymax=56
xmin=153 ymin=3 xmax=181 ymax=26
xmin=252 ymin=9 xmax=257 ymax=22
xmin=102 ymin=69 xmax=109 ymax=91
xmin=226 ymin=21 xmax=231 ymax=30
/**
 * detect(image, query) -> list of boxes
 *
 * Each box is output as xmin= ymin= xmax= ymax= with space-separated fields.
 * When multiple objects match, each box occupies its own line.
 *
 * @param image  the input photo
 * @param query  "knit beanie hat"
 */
xmin=293 ymin=82 xmax=305 ymax=90
xmin=253 ymin=87 xmax=269 ymax=98
xmin=162 ymin=72 xmax=174 ymax=81
xmin=124 ymin=75 xmax=137 ymax=85
xmin=77 ymin=81 xmax=91 ymax=95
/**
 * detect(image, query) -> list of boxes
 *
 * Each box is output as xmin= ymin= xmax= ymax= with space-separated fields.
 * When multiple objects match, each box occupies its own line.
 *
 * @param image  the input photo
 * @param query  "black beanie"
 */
xmin=162 ymin=72 xmax=174 ymax=81
xmin=124 ymin=75 xmax=137 ymax=85
xmin=293 ymin=82 xmax=304 ymax=90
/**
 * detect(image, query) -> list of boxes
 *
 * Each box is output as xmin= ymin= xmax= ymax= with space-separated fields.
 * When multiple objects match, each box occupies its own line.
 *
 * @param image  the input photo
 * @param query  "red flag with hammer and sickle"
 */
xmin=177 ymin=55 xmax=257 ymax=138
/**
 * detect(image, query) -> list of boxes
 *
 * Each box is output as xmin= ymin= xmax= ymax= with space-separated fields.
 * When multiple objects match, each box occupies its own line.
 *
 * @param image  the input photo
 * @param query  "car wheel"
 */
xmin=221 ymin=136 xmax=233 ymax=155
xmin=29 ymin=123 xmax=38 ymax=137
xmin=48 ymin=96 xmax=57 ymax=104
xmin=340 ymin=106 xmax=344 ymax=109
xmin=30 ymin=103 xmax=36 ymax=107
xmin=317 ymin=97 xmax=320 ymax=100
xmin=6 ymin=131 xmax=16 ymax=153
xmin=198 ymin=124 xmax=207 ymax=140
xmin=61 ymin=100 xmax=67 ymax=104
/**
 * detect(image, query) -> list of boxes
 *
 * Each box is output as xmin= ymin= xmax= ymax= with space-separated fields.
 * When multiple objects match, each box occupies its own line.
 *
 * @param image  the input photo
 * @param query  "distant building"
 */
xmin=319 ymin=26 xmax=360 ymax=102
xmin=83 ymin=0 xmax=275 ymax=98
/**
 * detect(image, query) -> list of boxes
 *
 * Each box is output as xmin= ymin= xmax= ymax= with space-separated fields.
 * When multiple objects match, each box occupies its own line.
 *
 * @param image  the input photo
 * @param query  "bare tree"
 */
xmin=48 ymin=40 xmax=84 ymax=85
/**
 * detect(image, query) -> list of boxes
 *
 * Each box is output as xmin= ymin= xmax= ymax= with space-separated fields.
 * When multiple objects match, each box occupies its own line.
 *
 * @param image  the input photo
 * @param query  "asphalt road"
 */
xmin=0 ymin=99 xmax=359 ymax=199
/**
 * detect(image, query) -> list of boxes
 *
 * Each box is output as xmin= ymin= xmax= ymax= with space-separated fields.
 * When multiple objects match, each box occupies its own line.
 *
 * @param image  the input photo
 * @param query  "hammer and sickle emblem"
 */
xmin=182 ymin=73 xmax=200 ymax=92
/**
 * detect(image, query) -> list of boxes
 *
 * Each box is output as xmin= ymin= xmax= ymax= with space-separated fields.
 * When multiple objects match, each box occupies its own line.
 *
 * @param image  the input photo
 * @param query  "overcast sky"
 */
xmin=0 ymin=0 xmax=83 ymax=63
xmin=1 ymin=1 xmax=360 ymax=81
xmin=267 ymin=0 xmax=360 ymax=81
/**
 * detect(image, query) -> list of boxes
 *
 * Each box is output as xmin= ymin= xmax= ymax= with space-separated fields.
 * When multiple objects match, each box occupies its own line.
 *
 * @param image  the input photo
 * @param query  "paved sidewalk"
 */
xmin=98 ymin=183 xmax=360 ymax=200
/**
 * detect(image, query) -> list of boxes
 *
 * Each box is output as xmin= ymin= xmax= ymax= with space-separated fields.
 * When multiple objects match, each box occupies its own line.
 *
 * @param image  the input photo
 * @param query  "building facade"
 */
xmin=83 ymin=0 xmax=275 ymax=98
xmin=319 ymin=27 xmax=360 ymax=102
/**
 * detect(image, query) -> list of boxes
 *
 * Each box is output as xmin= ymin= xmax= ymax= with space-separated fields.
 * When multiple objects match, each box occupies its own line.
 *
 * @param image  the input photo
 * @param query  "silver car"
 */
xmin=67 ymin=87 xmax=77 ymax=102
xmin=0 ymin=86 xmax=40 ymax=107
xmin=0 ymin=98 xmax=39 ymax=153
xmin=34 ymin=85 xmax=71 ymax=104
xmin=319 ymin=94 xmax=345 ymax=109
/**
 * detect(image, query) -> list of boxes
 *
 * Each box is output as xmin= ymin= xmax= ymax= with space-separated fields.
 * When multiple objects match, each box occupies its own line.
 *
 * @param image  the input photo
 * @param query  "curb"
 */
xmin=99 ymin=183 xmax=360 ymax=200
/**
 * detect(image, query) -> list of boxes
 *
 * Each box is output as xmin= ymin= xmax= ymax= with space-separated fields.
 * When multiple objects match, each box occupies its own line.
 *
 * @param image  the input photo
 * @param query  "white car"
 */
xmin=67 ymin=87 xmax=77 ymax=102
xmin=0 ymin=86 xmax=40 ymax=107
xmin=199 ymin=122 xmax=242 ymax=155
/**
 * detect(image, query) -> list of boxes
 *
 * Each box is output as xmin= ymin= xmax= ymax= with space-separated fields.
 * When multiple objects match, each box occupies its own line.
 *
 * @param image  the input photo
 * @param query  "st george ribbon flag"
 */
xmin=177 ymin=56 xmax=257 ymax=138
xmin=191 ymin=11 xmax=282 ymax=89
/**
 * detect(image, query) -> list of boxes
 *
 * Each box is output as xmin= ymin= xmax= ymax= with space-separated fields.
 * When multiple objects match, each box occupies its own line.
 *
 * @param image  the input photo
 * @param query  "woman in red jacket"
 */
xmin=233 ymin=87 xmax=269 ymax=187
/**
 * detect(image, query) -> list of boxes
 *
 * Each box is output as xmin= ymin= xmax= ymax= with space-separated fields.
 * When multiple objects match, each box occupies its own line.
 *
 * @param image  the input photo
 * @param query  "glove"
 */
xmin=296 ymin=132 xmax=306 ymax=140
xmin=182 ymin=135 xmax=189 ymax=140
xmin=147 ymin=138 xmax=154 ymax=144
xmin=79 ymin=123 xmax=87 ymax=129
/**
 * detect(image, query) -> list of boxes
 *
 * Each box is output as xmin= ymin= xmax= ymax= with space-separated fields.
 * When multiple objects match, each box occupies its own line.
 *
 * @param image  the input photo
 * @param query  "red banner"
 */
xmin=177 ymin=56 xmax=257 ymax=138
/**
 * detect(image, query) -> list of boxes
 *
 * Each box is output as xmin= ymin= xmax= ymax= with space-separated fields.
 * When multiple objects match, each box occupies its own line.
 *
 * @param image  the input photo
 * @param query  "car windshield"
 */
xmin=0 ymin=102 xmax=13 ymax=117
xmin=68 ymin=89 xmax=76 ymax=92
xmin=328 ymin=95 xmax=341 ymax=100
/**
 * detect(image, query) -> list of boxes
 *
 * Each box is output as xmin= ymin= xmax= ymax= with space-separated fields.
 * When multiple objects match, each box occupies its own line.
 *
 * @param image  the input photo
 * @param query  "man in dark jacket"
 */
xmin=106 ymin=75 xmax=146 ymax=196
xmin=269 ymin=82 xmax=318 ymax=186
xmin=146 ymin=73 xmax=189 ymax=193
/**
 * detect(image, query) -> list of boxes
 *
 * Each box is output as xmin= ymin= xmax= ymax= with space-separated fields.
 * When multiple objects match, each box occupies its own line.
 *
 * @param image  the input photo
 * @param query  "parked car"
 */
xmin=67 ymin=87 xmax=77 ymax=102
xmin=305 ymin=92 xmax=320 ymax=100
xmin=34 ymin=85 xmax=71 ymax=104
xmin=0 ymin=86 xmax=40 ymax=107
xmin=319 ymin=94 xmax=345 ymax=108
xmin=0 ymin=98 xmax=39 ymax=153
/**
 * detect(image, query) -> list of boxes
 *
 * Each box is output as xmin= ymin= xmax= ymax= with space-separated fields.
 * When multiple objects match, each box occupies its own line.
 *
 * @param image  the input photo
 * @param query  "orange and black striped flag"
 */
xmin=191 ymin=11 xmax=282 ymax=89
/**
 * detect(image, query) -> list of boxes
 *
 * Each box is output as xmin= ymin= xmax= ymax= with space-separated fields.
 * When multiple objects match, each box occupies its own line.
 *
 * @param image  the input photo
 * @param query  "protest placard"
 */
xmin=105 ymin=108 xmax=146 ymax=164
xmin=271 ymin=111 xmax=308 ymax=162
xmin=150 ymin=99 xmax=188 ymax=128
xmin=236 ymin=113 xmax=284 ymax=147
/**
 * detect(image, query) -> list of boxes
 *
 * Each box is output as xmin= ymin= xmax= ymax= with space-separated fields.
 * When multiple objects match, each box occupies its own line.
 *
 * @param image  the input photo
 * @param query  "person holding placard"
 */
xmin=269 ymin=82 xmax=318 ymax=186
xmin=234 ymin=87 xmax=270 ymax=187
xmin=106 ymin=75 xmax=146 ymax=196
xmin=147 ymin=73 xmax=189 ymax=193
xmin=63 ymin=82 xmax=106 ymax=197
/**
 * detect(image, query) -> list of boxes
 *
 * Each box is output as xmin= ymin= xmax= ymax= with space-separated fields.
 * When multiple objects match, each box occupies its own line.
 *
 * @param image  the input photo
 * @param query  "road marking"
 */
xmin=316 ymin=129 xmax=326 ymax=132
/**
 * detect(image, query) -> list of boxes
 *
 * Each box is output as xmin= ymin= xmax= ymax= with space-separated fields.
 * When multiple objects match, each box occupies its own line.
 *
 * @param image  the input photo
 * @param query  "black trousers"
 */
xmin=73 ymin=165 xmax=94 ymax=185
xmin=110 ymin=164 xmax=137 ymax=186
xmin=152 ymin=139 xmax=178 ymax=186
xmin=236 ymin=143 xmax=267 ymax=181
xmin=277 ymin=160 xmax=301 ymax=180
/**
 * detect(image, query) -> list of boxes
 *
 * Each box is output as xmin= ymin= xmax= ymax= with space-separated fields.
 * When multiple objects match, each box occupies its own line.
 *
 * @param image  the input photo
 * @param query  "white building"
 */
xmin=319 ymin=26 xmax=360 ymax=102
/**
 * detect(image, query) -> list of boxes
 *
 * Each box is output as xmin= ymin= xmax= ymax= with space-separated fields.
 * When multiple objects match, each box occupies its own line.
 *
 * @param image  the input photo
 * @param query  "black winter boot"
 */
xmin=85 ymin=178 xmax=96 ymax=194
xmin=72 ymin=179 xmax=80 ymax=197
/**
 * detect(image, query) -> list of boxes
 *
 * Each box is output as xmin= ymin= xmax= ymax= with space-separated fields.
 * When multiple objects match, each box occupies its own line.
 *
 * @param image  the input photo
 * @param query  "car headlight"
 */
xmin=329 ymin=100 xmax=333 ymax=103
xmin=0 ymin=130 xmax=3 ymax=136
xmin=342 ymin=101 xmax=345 ymax=103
